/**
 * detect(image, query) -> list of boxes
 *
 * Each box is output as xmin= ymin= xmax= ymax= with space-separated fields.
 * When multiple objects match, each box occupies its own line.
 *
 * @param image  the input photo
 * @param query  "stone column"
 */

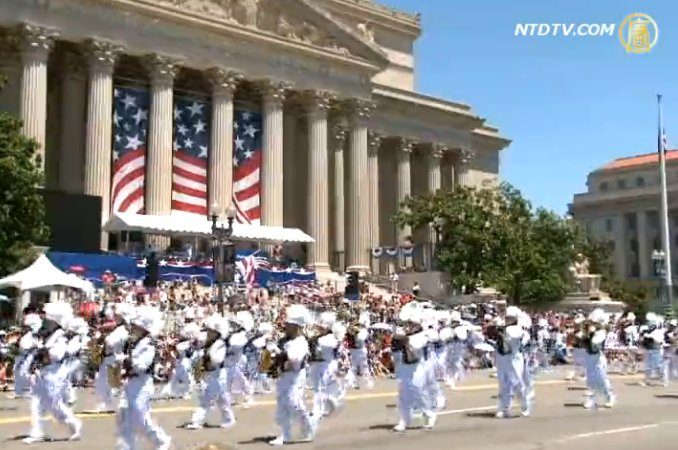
xmin=304 ymin=91 xmax=334 ymax=271
xmin=145 ymin=54 xmax=180 ymax=216
xmin=345 ymin=99 xmax=375 ymax=273
xmin=283 ymin=111 xmax=298 ymax=228
xmin=17 ymin=23 xmax=58 ymax=166
xmin=58 ymin=50 xmax=87 ymax=193
xmin=614 ymin=214 xmax=628 ymax=279
xmin=260 ymin=80 xmax=290 ymax=228
xmin=448 ymin=159 xmax=456 ymax=191
xmin=456 ymin=147 xmax=475 ymax=187
xmin=396 ymin=138 xmax=414 ymax=244
xmin=83 ymin=39 xmax=123 ymax=250
xmin=368 ymin=132 xmax=382 ymax=274
xmin=637 ymin=210 xmax=650 ymax=279
xmin=333 ymin=125 xmax=347 ymax=271
xmin=207 ymin=67 xmax=241 ymax=217
xmin=427 ymin=144 xmax=445 ymax=269
xmin=145 ymin=54 xmax=180 ymax=250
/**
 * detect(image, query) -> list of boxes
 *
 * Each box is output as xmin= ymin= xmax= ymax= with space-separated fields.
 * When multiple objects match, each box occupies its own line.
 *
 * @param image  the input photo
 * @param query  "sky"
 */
xmin=379 ymin=0 xmax=677 ymax=214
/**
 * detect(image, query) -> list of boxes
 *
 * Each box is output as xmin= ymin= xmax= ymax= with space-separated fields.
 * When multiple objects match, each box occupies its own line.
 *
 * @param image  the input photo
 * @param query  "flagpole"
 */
xmin=657 ymin=94 xmax=674 ymax=314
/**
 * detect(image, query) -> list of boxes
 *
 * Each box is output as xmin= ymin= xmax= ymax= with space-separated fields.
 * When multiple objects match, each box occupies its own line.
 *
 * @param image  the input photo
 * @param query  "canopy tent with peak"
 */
xmin=0 ymin=254 xmax=95 ymax=293
xmin=103 ymin=212 xmax=315 ymax=244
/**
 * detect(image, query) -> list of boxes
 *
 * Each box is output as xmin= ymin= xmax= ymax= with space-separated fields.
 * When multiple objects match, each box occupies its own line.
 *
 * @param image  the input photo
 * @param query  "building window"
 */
xmin=617 ymin=179 xmax=626 ymax=189
xmin=636 ymin=176 xmax=645 ymax=187
xmin=605 ymin=218 xmax=613 ymax=232
xmin=599 ymin=181 xmax=608 ymax=191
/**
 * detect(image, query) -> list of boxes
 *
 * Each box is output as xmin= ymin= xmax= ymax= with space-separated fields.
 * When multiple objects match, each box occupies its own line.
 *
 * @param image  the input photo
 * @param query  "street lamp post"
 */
xmin=210 ymin=202 xmax=237 ymax=306
xmin=431 ymin=217 xmax=443 ymax=271
xmin=652 ymin=249 xmax=670 ymax=314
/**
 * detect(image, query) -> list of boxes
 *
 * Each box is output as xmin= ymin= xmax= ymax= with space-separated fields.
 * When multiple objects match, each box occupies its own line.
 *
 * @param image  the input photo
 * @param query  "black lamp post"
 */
xmin=431 ymin=217 xmax=443 ymax=271
xmin=652 ymin=249 xmax=674 ymax=315
xmin=210 ymin=202 xmax=237 ymax=304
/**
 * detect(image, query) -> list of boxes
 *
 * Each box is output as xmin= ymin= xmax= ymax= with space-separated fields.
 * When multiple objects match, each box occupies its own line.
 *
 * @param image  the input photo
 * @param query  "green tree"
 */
xmin=0 ymin=74 xmax=48 ymax=276
xmin=394 ymin=185 xmax=503 ymax=294
xmin=394 ymin=183 xmax=581 ymax=304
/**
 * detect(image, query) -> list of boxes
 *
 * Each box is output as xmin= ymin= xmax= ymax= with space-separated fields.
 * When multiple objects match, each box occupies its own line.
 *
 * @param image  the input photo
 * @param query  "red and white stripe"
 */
xmin=172 ymin=152 xmax=207 ymax=216
xmin=233 ymin=151 xmax=261 ymax=225
xmin=111 ymin=148 xmax=145 ymax=214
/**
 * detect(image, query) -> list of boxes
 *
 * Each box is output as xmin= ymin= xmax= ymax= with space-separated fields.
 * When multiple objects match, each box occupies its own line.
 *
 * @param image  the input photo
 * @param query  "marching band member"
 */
xmin=308 ymin=311 xmax=340 ymax=420
xmin=186 ymin=313 xmax=235 ymax=429
xmin=582 ymin=308 xmax=615 ymax=409
xmin=62 ymin=316 xmax=89 ymax=405
xmin=493 ymin=306 xmax=530 ymax=418
xmin=347 ymin=311 xmax=374 ymax=390
xmin=227 ymin=310 xmax=255 ymax=408
xmin=446 ymin=311 xmax=468 ymax=389
xmin=621 ymin=312 xmax=640 ymax=375
xmin=391 ymin=303 xmax=435 ymax=432
xmin=96 ymin=302 xmax=134 ymax=412
xmin=117 ymin=305 xmax=171 ymax=450
xmin=435 ymin=311 xmax=452 ymax=385
xmin=535 ymin=318 xmax=551 ymax=371
xmin=13 ymin=313 xmax=42 ymax=399
xmin=269 ymin=304 xmax=315 ymax=446
xmin=566 ymin=315 xmax=587 ymax=381
xmin=160 ymin=322 xmax=200 ymax=400
xmin=667 ymin=319 xmax=678 ymax=380
xmin=519 ymin=312 xmax=536 ymax=403
xmin=640 ymin=312 xmax=668 ymax=387
xmin=422 ymin=309 xmax=446 ymax=410
xmin=250 ymin=322 xmax=274 ymax=394
xmin=24 ymin=302 xmax=82 ymax=444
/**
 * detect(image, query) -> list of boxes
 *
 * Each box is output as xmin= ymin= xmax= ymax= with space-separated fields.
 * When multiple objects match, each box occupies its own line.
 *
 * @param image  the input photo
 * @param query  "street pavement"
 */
xmin=1 ymin=368 xmax=677 ymax=450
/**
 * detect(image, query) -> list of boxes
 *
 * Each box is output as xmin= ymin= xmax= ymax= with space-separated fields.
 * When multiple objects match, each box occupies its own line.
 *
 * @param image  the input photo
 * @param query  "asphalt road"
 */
xmin=1 ymin=369 xmax=677 ymax=450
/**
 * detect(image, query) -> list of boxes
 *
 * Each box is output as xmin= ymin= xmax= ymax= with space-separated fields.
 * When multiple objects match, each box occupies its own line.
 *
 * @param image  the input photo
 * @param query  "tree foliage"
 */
xmin=0 ymin=74 xmax=48 ymax=277
xmin=394 ymin=183 xmax=601 ymax=304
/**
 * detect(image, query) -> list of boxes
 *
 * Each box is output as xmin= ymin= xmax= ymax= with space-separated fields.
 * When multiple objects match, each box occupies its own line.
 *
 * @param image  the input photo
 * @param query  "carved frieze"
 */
xmin=152 ymin=0 xmax=357 ymax=57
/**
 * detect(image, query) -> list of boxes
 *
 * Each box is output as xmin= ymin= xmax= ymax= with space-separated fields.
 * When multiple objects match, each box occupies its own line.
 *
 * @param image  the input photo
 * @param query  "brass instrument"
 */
xmin=89 ymin=339 xmax=104 ymax=367
xmin=108 ymin=365 xmax=123 ymax=389
xmin=259 ymin=347 xmax=274 ymax=374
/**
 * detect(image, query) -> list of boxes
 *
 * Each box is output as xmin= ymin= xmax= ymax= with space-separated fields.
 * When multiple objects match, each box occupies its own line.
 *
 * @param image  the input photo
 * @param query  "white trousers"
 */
xmin=28 ymin=366 xmax=81 ymax=439
xmin=585 ymin=352 xmax=613 ymax=401
xmin=644 ymin=349 xmax=668 ymax=384
xmin=275 ymin=369 xmax=313 ymax=441
xmin=496 ymin=353 xmax=528 ymax=413
xmin=118 ymin=375 xmax=169 ymax=450
xmin=348 ymin=348 xmax=372 ymax=388
xmin=396 ymin=362 xmax=433 ymax=426
xmin=95 ymin=357 xmax=116 ymax=409
xmin=161 ymin=358 xmax=194 ymax=398
xmin=13 ymin=353 xmax=34 ymax=396
xmin=190 ymin=368 xmax=235 ymax=426
xmin=309 ymin=361 xmax=340 ymax=418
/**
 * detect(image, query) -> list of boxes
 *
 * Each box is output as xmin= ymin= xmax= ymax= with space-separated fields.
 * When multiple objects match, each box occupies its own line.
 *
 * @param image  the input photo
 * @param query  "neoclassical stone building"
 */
xmin=572 ymin=150 xmax=678 ymax=281
xmin=0 ymin=0 xmax=509 ymax=274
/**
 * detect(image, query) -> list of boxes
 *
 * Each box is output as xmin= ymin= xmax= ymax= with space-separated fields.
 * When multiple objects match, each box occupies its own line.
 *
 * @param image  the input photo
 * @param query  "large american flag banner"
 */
xmin=172 ymin=95 xmax=210 ymax=216
xmin=233 ymin=110 xmax=262 ymax=224
xmin=111 ymin=86 xmax=149 ymax=214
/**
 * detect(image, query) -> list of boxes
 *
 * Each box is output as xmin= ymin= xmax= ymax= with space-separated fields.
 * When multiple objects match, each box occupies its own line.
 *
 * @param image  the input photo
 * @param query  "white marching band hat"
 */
xmin=23 ymin=313 xmax=43 ymax=333
xmin=285 ymin=304 xmax=311 ymax=327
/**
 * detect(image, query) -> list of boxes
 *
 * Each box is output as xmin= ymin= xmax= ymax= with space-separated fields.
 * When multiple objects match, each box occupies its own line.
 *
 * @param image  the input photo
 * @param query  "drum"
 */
xmin=259 ymin=348 xmax=274 ymax=374
xmin=108 ymin=365 xmax=123 ymax=389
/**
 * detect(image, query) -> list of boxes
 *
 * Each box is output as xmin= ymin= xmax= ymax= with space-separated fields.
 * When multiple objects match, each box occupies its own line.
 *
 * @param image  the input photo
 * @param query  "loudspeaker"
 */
xmin=144 ymin=253 xmax=159 ymax=288
xmin=40 ymin=189 xmax=101 ymax=253
xmin=345 ymin=271 xmax=360 ymax=298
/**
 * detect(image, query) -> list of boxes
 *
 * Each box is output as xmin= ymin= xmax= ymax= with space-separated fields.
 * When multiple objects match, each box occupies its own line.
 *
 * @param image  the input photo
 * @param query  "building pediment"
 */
xmin=144 ymin=0 xmax=389 ymax=67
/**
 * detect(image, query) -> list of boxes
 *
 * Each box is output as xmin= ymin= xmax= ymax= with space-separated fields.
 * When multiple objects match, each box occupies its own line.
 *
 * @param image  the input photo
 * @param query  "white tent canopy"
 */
xmin=0 ymin=254 xmax=95 ymax=293
xmin=103 ymin=212 xmax=315 ymax=244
